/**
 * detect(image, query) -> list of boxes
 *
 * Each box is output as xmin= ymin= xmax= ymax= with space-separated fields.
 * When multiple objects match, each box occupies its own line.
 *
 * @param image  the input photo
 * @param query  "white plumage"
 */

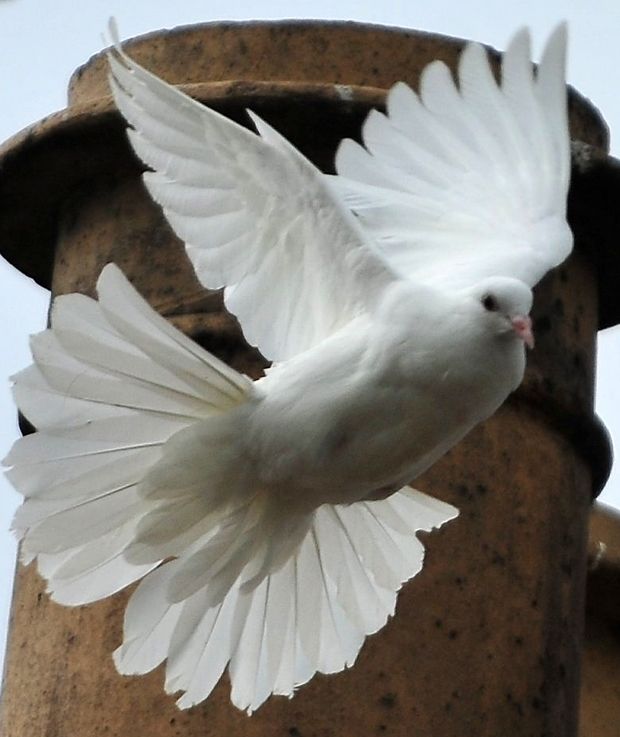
xmin=3 ymin=22 xmax=571 ymax=713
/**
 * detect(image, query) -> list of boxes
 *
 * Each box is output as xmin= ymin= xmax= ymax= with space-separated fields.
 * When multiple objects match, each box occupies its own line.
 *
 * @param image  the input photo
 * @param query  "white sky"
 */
xmin=0 ymin=0 xmax=619 ymax=678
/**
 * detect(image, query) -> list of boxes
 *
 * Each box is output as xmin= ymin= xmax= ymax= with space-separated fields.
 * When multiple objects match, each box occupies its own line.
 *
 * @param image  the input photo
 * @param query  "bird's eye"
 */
xmin=482 ymin=294 xmax=499 ymax=312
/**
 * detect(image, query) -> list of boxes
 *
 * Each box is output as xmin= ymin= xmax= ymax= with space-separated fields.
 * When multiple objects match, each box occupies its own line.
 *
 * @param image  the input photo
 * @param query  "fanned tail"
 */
xmin=3 ymin=263 xmax=253 ymax=604
xmin=114 ymin=486 xmax=457 ymax=713
xmin=4 ymin=262 xmax=459 ymax=714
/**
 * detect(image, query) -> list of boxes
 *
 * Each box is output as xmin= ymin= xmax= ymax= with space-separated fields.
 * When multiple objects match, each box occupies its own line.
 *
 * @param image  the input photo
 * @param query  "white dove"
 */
xmin=3 ymin=23 xmax=571 ymax=713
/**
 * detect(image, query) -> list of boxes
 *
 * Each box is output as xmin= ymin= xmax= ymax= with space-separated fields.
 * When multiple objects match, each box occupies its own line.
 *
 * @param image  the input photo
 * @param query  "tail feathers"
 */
xmin=11 ymin=364 xmax=125 ymax=430
xmin=123 ymin=499 xmax=222 ymax=565
xmin=3 ymin=263 xmax=253 ymax=606
xmin=113 ymin=562 xmax=186 ymax=676
xmin=165 ymin=502 xmax=311 ymax=608
xmin=137 ymin=416 xmax=251 ymax=503
xmin=123 ymin=414 xmax=258 ymax=569
xmin=114 ymin=486 xmax=457 ymax=713
xmin=95 ymin=264 xmax=251 ymax=406
xmin=39 ymin=524 xmax=158 ymax=606
xmin=5 ymin=263 xmax=458 ymax=712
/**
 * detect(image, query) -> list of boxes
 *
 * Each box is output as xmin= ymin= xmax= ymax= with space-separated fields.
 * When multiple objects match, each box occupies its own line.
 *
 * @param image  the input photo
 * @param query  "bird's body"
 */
xmin=3 ymin=21 xmax=571 ymax=713
xmin=244 ymin=279 xmax=527 ymax=509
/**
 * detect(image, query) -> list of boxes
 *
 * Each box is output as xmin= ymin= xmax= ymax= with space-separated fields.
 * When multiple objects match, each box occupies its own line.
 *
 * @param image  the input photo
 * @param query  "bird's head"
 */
xmin=469 ymin=277 xmax=534 ymax=349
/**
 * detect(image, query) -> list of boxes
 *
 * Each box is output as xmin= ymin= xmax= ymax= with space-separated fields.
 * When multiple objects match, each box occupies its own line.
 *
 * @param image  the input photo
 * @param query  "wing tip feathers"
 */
xmin=539 ymin=21 xmax=568 ymax=78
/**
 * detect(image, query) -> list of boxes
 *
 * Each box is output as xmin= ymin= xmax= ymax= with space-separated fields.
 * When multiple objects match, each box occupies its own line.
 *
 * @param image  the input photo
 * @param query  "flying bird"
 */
xmin=3 ymin=23 xmax=571 ymax=713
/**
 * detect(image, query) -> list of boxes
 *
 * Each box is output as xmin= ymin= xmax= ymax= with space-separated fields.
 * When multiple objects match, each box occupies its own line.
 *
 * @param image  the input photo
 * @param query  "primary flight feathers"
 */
xmin=3 ymin=22 xmax=571 ymax=713
xmin=107 ymin=25 xmax=395 ymax=364
xmin=334 ymin=25 xmax=572 ymax=290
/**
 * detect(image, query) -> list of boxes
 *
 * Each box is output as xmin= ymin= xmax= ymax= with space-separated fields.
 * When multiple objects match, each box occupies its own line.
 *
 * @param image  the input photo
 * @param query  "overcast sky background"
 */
xmin=0 ymin=0 xmax=619 ymax=678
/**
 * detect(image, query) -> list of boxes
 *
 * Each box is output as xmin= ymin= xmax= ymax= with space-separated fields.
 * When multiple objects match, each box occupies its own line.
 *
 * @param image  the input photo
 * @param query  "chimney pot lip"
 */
xmin=0 ymin=79 xmax=383 ymax=292
xmin=0 ymin=20 xmax=614 ymax=326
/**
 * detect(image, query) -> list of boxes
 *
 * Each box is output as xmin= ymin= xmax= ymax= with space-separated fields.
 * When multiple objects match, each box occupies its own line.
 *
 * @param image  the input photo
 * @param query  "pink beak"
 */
xmin=511 ymin=315 xmax=535 ymax=349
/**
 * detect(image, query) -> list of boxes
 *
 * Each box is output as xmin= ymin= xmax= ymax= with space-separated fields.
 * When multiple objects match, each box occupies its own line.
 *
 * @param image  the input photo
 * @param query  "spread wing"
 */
xmin=333 ymin=25 xmax=572 ymax=290
xmin=107 ymin=23 xmax=395 ymax=364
